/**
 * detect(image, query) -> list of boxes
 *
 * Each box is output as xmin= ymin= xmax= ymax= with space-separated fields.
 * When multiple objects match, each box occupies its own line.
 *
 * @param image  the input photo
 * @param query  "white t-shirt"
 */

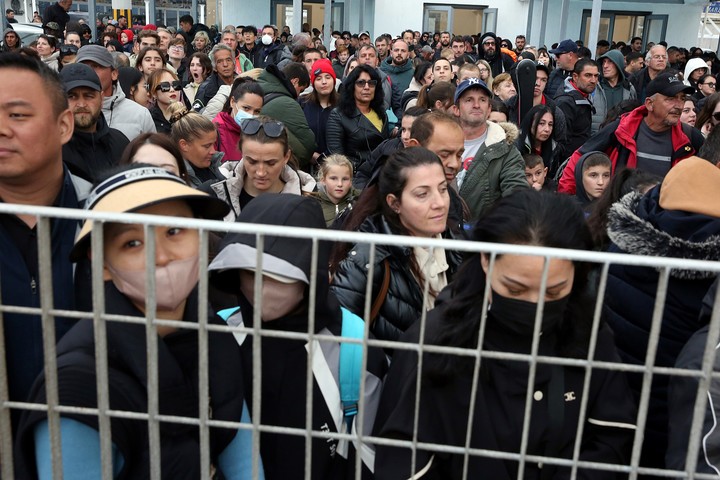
xmin=456 ymin=131 xmax=488 ymax=190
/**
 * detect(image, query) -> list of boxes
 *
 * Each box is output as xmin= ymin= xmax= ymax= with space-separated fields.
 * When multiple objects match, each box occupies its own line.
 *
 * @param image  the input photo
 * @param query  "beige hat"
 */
xmin=659 ymin=156 xmax=720 ymax=218
xmin=70 ymin=166 xmax=229 ymax=261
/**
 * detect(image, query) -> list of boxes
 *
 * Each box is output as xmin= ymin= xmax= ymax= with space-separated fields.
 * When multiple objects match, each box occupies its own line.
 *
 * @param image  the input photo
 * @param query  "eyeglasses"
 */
xmin=703 ymin=82 xmax=717 ymax=88
xmin=355 ymin=79 xmax=378 ymax=88
xmin=712 ymin=112 xmax=720 ymax=122
xmin=651 ymin=55 xmax=667 ymax=60
xmin=483 ymin=41 xmax=495 ymax=46
xmin=477 ymin=67 xmax=489 ymax=73
xmin=155 ymin=81 xmax=183 ymax=92
xmin=240 ymin=117 xmax=285 ymax=137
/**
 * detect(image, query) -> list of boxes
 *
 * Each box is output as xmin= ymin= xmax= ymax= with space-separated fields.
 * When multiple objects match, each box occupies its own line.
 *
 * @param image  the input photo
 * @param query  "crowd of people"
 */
xmin=3 ymin=7 xmax=720 ymax=478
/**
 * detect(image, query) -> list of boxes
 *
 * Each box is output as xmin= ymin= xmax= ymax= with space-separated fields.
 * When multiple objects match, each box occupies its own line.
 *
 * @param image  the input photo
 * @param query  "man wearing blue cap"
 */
xmin=546 ymin=39 xmax=579 ymax=98
xmin=452 ymin=77 xmax=527 ymax=219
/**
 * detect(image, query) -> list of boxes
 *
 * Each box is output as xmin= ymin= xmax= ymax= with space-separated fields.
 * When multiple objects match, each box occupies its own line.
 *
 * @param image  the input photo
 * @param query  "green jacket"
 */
xmin=256 ymin=66 xmax=317 ymax=171
xmin=458 ymin=121 xmax=528 ymax=220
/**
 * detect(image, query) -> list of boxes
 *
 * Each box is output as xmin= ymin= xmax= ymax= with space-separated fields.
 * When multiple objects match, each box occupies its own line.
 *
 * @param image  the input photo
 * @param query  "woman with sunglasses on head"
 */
xmin=209 ymin=115 xmax=316 ymax=221
xmin=168 ymin=103 xmax=225 ymax=188
xmin=16 ymin=164 xmax=259 ymax=479
xmin=326 ymin=64 xmax=389 ymax=173
xmin=373 ymin=189 xmax=635 ymax=478
xmin=148 ymin=68 xmax=184 ymax=134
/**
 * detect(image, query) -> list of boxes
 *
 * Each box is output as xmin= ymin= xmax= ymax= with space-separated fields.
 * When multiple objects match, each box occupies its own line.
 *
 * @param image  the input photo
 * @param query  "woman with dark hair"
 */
xmin=401 ymin=61 xmax=432 ymax=111
xmin=136 ymin=46 xmax=165 ymax=81
xmin=696 ymin=91 xmax=720 ymax=136
xmin=34 ymin=34 xmax=58 ymax=71
xmin=184 ymin=52 xmax=212 ymax=105
xmin=330 ymin=147 xmax=463 ymax=343
xmin=301 ymin=58 xmax=339 ymax=161
xmin=213 ymin=77 xmax=264 ymax=162
xmin=516 ymin=104 xmax=562 ymax=177
xmin=120 ymin=132 xmax=191 ymax=184
xmin=415 ymin=80 xmax=456 ymax=113
xmin=373 ymin=189 xmax=636 ymax=478
xmin=692 ymin=73 xmax=715 ymax=109
xmin=326 ymin=64 xmax=390 ymax=172
xmin=117 ymin=66 xmax=151 ymax=108
xmin=488 ymin=97 xmax=510 ymax=123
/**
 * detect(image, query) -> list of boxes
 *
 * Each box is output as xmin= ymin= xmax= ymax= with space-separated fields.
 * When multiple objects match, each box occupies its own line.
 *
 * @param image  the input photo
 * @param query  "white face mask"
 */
xmin=240 ymin=272 xmax=305 ymax=321
xmin=261 ymin=34 xmax=273 ymax=46
xmin=107 ymin=255 xmax=199 ymax=311
xmin=234 ymin=109 xmax=255 ymax=125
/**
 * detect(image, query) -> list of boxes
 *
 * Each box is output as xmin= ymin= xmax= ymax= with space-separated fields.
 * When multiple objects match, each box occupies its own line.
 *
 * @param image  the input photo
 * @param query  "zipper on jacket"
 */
xmin=30 ymin=276 xmax=37 ymax=295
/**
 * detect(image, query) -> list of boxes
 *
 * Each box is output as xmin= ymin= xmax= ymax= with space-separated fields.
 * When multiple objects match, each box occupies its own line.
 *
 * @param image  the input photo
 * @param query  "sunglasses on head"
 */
xmin=155 ymin=81 xmax=183 ymax=92
xmin=240 ymin=117 xmax=285 ymax=137
xmin=355 ymin=79 xmax=378 ymax=88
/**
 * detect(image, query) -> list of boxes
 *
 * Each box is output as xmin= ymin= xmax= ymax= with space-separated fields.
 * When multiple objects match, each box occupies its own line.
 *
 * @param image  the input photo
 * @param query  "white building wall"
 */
xmin=223 ymin=0 xmax=270 ymax=31
xmin=373 ymin=0 xmax=529 ymax=39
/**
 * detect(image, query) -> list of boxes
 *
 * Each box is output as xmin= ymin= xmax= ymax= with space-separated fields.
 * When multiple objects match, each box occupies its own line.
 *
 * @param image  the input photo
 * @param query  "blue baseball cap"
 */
xmin=454 ymin=77 xmax=493 ymax=103
xmin=549 ymin=39 xmax=578 ymax=55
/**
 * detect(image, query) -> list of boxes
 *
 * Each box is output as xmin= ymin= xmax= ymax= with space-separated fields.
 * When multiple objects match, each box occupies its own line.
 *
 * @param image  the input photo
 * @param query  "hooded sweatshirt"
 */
xmin=684 ymin=57 xmax=709 ymax=89
xmin=62 ymin=114 xmax=130 ymax=183
xmin=102 ymin=84 xmax=157 ymax=141
xmin=209 ymin=194 xmax=387 ymax=480
xmin=592 ymin=50 xmax=637 ymax=134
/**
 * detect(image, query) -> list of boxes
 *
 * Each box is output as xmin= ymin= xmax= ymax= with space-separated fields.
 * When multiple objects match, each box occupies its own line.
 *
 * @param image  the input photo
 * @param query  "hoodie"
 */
xmin=209 ymin=194 xmax=387 ymax=480
xmin=1 ymin=28 xmax=20 ymax=52
xmin=102 ymin=84 xmax=157 ymax=141
xmin=684 ymin=57 xmax=709 ymax=88
xmin=477 ymin=32 xmax=514 ymax=76
xmin=379 ymin=56 xmax=414 ymax=93
xmin=555 ymin=76 xmax=594 ymax=159
xmin=592 ymin=49 xmax=637 ymax=134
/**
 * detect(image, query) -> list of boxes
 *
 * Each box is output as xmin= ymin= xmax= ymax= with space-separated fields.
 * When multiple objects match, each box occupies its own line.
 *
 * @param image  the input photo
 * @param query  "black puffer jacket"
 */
xmin=605 ymin=187 xmax=720 ymax=470
xmin=330 ymin=214 xmax=463 ymax=343
xmin=62 ymin=114 xmax=129 ymax=183
xmin=326 ymin=106 xmax=390 ymax=172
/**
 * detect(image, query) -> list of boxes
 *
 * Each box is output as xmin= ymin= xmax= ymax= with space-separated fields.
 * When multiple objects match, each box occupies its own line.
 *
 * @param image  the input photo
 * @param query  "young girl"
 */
xmin=16 ymin=165 xmax=260 ymax=479
xmin=148 ymin=68 xmax=183 ymax=134
xmin=313 ymin=154 xmax=360 ymax=227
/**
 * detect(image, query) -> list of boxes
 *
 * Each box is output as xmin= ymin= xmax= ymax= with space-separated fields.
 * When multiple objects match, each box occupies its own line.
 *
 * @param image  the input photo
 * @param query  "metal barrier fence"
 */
xmin=1 ymin=202 xmax=720 ymax=479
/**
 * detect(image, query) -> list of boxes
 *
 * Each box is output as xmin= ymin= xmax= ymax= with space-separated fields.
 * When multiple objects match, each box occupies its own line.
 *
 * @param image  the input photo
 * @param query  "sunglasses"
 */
xmin=59 ymin=45 xmax=78 ymax=55
xmin=713 ymin=112 xmax=720 ymax=122
xmin=240 ymin=118 xmax=285 ymax=137
xmin=155 ymin=81 xmax=183 ymax=92
xmin=355 ymin=79 xmax=378 ymax=88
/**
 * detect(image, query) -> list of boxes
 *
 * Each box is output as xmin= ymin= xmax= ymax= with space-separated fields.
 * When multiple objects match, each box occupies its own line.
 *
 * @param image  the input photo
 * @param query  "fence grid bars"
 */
xmin=1 ymin=203 xmax=720 ymax=479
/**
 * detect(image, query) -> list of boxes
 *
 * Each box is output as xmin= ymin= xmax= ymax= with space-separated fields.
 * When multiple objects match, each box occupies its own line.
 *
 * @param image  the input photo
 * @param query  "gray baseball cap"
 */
xmin=76 ymin=44 xmax=114 ymax=68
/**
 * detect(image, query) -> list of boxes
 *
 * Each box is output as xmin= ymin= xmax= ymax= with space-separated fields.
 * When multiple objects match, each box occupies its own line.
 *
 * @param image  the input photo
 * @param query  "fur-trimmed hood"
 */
xmin=607 ymin=189 xmax=720 ymax=280
xmin=487 ymin=121 xmax=519 ymax=147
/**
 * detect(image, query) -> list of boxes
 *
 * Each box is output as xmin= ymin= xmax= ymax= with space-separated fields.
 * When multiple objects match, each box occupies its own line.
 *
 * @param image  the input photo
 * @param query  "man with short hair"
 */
xmin=667 ymin=46 xmax=683 ymax=70
xmin=433 ymin=31 xmax=451 ymax=59
xmin=221 ymin=29 xmax=252 ymax=73
xmin=195 ymin=44 xmax=237 ymax=109
xmin=625 ymin=51 xmax=645 ymax=77
xmin=256 ymin=62 xmax=317 ymax=170
xmin=117 ymin=15 xmax=127 ymax=30
xmin=0 ymin=53 xmax=89 ymax=421
xmin=129 ymin=29 xmax=160 ymax=66
xmin=547 ymin=39 xmax=579 ymax=98
xmin=450 ymin=36 xmax=466 ymax=61
xmin=452 ymin=78 xmax=527 ymax=219
xmin=356 ymin=44 xmax=399 ymax=116
xmin=77 ymin=44 xmax=156 ymax=140
xmin=380 ymin=39 xmax=414 ymax=94
xmin=156 ymin=27 xmax=172 ymax=54
xmin=302 ymin=47 xmax=322 ymax=73
xmin=592 ymin=50 xmax=637 ymax=133
xmin=558 ymin=71 xmax=704 ymax=194
xmin=239 ymin=25 xmax=262 ymax=67
xmin=476 ymin=32 xmax=514 ymax=76
xmin=596 ymin=39 xmax=610 ymax=58
xmin=514 ymin=35 xmax=526 ymax=56
xmin=631 ymin=36 xmax=643 ymax=53
xmin=257 ymin=24 xmax=292 ymax=68
xmin=375 ymin=36 xmax=389 ymax=62
xmin=555 ymin=58 xmax=599 ymax=158
xmin=44 ymin=0 xmax=71 ymax=39
xmin=402 ymin=29 xmax=415 ymax=46
xmin=5 ymin=8 xmax=17 ymax=24
xmin=631 ymin=44 xmax=669 ymax=102
xmin=59 ymin=63 xmax=129 ymax=182
xmin=65 ymin=31 xmax=82 ymax=48
xmin=358 ymin=31 xmax=371 ymax=46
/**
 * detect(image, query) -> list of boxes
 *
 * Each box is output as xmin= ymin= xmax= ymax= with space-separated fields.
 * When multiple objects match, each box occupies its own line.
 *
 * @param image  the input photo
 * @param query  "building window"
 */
xmin=423 ymin=4 xmax=492 ymax=36
xmin=580 ymin=10 xmax=667 ymax=47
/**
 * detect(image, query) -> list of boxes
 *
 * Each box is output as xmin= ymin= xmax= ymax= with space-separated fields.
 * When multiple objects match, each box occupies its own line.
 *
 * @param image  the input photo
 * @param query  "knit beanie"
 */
xmin=122 ymin=29 xmax=134 ymax=43
xmin=310 ymin=58 xmax=336 ymax=85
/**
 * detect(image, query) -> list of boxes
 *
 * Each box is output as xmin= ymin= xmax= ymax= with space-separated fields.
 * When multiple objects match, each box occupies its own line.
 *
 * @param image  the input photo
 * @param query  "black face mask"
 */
xmin=487 ymin=289 xmax=569 ymax=338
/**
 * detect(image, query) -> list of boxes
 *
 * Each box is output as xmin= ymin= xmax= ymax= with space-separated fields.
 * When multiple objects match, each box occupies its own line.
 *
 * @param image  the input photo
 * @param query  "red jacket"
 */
xmin=213 ymin=111 xmax=243 ymax=162
xmin=558 ymin=106 xmax=703 ymax=194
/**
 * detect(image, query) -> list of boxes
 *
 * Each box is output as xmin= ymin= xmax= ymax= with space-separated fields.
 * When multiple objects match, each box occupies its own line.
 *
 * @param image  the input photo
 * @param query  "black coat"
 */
xmin=555 ymin=79 xmax=594 ymax=160
xmin=15 ymin=283 xmax=245 ymax=479
xmin=62 ymin=114 xmax=129 ymax=183
xmin=373 ymin=289 xmax=636 ymax=479
xmin=605 ymin=187 xmax=720 ymax=469
xmin=326 ymin=106 xmax=390 ymax=171
xmin=330 ymin=214 xmax=463 ymax=343
xmin=149 ymin=104 xmax=172 ymax=134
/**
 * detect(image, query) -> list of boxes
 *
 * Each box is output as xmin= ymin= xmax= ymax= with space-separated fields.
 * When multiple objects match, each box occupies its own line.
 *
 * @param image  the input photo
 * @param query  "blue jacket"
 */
xmin=2 ymin=169 xmax=91 ymax=407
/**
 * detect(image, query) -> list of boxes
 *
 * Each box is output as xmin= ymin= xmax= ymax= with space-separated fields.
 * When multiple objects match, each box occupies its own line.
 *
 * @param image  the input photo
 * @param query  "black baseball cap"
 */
xmin=59 ymin=63 xmax=102 ymax=93
xmin=646 ymin=71 xmax=694 ymax=98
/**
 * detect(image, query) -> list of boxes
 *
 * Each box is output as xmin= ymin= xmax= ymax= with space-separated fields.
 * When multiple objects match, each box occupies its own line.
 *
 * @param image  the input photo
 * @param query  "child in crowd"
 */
xmin=523 ymin=153 xmax=553 ymax=191
xmin=313 ymin=154 xmax=360 ymax=227
xmin=574 ymin=151 xmax=612 ymax=213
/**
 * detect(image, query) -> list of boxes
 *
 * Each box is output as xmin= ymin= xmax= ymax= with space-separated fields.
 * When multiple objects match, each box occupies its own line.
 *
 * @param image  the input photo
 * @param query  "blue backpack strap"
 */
xmin=339 ymin=307 xmax=365 ymax=430
xmin=217 ymin=307 xmax=241 ymax=321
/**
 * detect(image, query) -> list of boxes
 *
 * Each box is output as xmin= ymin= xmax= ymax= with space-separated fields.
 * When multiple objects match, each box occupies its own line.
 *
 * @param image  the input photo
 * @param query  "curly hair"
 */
xmin=337 ymin=64 xmax=385 ymax=118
